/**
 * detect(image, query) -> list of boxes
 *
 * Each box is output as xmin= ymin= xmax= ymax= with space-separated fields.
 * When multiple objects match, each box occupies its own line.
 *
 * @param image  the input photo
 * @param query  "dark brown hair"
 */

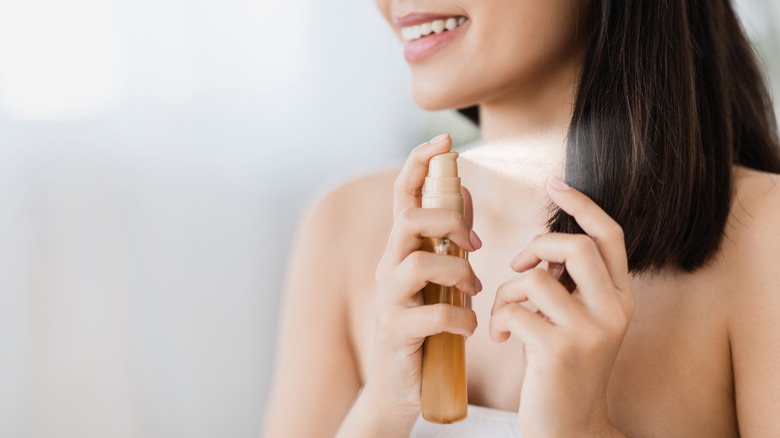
xmin=460 ymin=0 xmax=780 ymax=276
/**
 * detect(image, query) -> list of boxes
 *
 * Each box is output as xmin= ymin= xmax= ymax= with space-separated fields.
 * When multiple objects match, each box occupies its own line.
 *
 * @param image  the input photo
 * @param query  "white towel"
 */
xmin=409 ymin=405 xmax=522 ymax=437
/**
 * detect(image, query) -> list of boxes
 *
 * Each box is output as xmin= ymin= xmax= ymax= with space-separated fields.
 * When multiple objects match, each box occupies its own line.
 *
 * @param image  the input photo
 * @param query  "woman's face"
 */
xmin=374 ymin=0 xmax=593 ymax=111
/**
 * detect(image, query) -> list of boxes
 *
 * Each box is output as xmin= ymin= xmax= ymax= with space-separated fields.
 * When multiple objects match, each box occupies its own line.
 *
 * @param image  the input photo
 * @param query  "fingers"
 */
xmin=384 ymin=207 xmax=480 ymax=271
xmin=489 ymin=302 xmax=551 ymax=345
xmin=379 ymin=133 xmax=482 ymax=286
xmin=545 ymin=176 xmax=630 ymax=292
xmin=380 ymin=251 xmax=481 ymax=306
xmin=492 ymin=268 xmax=584 ymax=324
xmin=394 ymin=304 xmax=478 ymax=340
xmin=509 ymin=233 xmax=614 ymax=309
xmin=494 ymin=176 xmax=633 ymax=333
xmin=393 ymin=133 xmax=452 ymax=219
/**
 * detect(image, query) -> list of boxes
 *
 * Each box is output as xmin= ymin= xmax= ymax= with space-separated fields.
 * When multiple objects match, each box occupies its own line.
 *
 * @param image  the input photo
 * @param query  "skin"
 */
xmin=263 ymin=0 xmax=780 ymax=436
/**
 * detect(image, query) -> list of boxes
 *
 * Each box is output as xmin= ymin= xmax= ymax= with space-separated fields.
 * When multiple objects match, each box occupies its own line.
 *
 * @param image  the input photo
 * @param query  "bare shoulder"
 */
xmin=725 ymin=165 xmax=780 ymax=285
xmin=309 ymin=165 xmax=399 ymax=228
xmin=725 ymin=165 xmax=780 ymax=435
xmin=304 ymin=166 xmax=400 ymax=231
xmin=730 ymin=165 xmax=780 ymax=237
xmin=306 ymin=165 xmax=399 ymax=240
xmin=303 ymin=165 xmax=401 ymax=285
xmin=263 ymin=165 xmax=401 ymax=438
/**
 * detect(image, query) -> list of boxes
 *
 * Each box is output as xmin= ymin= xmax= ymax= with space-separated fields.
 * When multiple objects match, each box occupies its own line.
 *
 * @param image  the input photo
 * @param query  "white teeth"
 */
xmin=401 ymin=16 xmax=467 ymax=42
xmin=444 ymin=17 xmax=457 ymax=31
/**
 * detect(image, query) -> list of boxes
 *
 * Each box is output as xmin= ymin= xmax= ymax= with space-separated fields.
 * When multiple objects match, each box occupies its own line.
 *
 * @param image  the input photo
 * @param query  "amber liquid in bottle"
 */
xmin=419 ymin=151 xmax=468 ymax=424
xmin=420 ymin=237 xmax=468 ymax=424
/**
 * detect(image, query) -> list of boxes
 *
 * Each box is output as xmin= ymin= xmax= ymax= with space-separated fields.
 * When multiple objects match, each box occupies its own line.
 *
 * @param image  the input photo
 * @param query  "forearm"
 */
xmin=335 ymin=387 xmax=418 ymax=438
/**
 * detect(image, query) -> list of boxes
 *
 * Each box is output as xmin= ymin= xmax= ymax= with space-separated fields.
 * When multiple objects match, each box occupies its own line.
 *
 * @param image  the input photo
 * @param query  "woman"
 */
xmin=264 ymin=0 xmax=780 ymax=436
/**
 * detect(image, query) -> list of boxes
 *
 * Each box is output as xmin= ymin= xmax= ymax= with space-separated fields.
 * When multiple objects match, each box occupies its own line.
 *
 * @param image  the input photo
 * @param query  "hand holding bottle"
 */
xmin=362 ymin=133 xmax=482 ymax=431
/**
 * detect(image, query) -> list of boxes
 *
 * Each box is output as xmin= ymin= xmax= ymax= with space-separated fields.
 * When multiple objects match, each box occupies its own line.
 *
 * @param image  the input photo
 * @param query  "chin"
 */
xmin=411 ymin=92 xmax=452 ymax=111
xmin=410 ymin=78 xmax=477 ymax=112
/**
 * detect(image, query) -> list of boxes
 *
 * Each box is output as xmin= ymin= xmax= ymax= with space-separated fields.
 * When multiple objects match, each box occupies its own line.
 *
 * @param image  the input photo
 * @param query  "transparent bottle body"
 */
xmin=420 ymin=236 xmax=468 ymax=424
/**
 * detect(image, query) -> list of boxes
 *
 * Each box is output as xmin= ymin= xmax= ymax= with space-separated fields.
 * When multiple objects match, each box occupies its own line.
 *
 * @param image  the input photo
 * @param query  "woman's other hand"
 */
xmin=361 ymin=133 xmax=482 ymax=429
xmin=490 ymin=176 xmax=633 ymax=438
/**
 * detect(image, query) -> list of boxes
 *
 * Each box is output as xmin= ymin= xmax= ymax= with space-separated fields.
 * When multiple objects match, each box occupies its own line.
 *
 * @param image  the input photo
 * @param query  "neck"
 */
xmin=460 ymin=59 xmax=581 ymax=185
xmin=479 ymin=56 xmax=581 ymax=144
xmin=458 ymin=60 xmax=582 ymax=218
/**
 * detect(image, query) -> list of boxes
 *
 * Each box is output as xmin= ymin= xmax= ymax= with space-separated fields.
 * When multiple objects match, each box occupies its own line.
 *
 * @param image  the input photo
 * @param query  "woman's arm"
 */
xmin=262 ymin=185 xmax=363 ymax=438
xmin=263 ymin=177 xmax=432 ymax=438
xmin=729 ymin=172 xmax=780 ymax=436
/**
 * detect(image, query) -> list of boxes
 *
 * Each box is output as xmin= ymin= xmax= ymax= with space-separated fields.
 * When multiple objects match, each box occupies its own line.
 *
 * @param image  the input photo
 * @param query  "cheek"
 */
xmin=487 ymin=7 xmax=583 ymax=83
xmin=408 ymin=1 xmax=588 ymax=110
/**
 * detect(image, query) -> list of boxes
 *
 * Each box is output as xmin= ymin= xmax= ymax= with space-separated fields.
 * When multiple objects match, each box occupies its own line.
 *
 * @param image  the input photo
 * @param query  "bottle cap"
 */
xmin=422 ymin=152 xmax=463 ymax=212
xmin=427 ymin=152 xmax=459 ymax=178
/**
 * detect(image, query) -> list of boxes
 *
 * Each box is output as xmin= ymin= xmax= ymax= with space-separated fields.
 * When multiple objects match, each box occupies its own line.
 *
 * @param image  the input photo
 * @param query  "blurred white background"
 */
xmin=0 ymin=0 xmax=776 ymax=437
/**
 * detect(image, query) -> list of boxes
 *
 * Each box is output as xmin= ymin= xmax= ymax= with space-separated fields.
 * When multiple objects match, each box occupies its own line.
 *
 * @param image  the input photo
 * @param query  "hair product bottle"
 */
xmin=420 ymin=151 xmax=468 ymax=424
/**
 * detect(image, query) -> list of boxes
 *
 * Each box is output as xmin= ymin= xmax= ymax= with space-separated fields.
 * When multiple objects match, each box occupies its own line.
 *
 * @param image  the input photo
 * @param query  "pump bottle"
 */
xmin=420 ymin=151 xmax=468 ymax=424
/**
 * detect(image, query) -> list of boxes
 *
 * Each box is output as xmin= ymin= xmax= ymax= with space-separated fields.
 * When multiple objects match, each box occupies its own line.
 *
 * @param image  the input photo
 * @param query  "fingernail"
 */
xmin=474 ymin=276 xmax=483 ymax=293
xmin=429 ymin=133 xmax=449 ymax=145
xmin=548 ymin=176 xmax=570 ymax=191
xmin=509 ymin=253 xmax=520 ymax=268
xmin=469 ymin=229 xmax=482 ymax=250
xmin=509 ymin=242 xmax=528 ymax=268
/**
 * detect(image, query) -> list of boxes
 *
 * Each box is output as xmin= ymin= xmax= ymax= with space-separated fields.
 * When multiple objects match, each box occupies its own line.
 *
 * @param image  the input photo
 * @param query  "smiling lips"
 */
xmin=400 ymin=16 xmax=467 ymax=42
xmin=395 ymin=13 xmax=469 ymax=63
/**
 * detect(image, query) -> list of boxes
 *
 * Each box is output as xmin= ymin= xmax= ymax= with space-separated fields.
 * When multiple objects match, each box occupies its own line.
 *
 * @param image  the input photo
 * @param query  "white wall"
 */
xmin=0 ymin=0 xmax=775 ymax=437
